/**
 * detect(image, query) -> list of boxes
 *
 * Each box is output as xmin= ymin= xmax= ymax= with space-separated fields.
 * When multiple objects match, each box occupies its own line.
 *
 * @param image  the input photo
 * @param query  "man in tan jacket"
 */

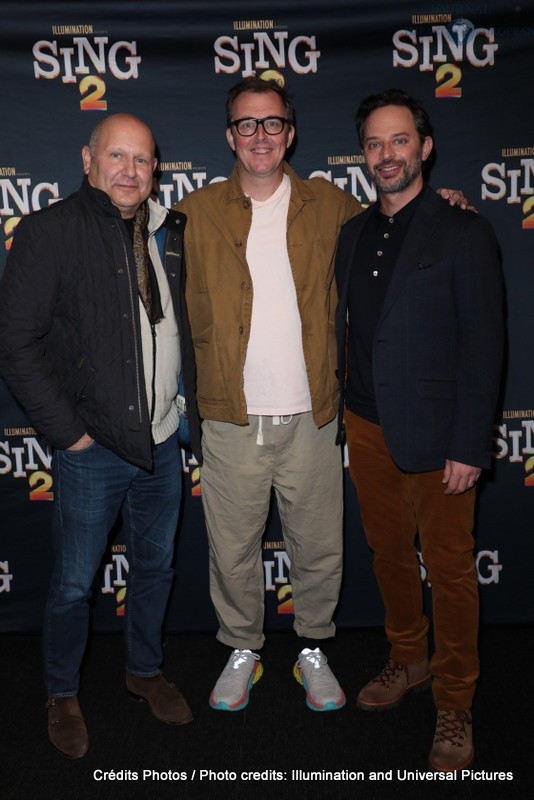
xmin=177 ymin=77 xmax=360 ymax=712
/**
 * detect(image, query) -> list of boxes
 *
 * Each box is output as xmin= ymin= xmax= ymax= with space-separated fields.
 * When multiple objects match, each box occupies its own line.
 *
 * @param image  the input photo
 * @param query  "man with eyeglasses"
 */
xmin=176 ymin=76 xmax=357 ymax=712
xmin=176 ymin=77 xmax=468 ymax=714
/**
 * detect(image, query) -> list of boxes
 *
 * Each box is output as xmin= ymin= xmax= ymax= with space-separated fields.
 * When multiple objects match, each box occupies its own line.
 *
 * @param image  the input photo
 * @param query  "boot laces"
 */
xmin=435 ymin=710 xmax=472 ymax=747
xmin=374 ymin=659 xmax=405 ymax=687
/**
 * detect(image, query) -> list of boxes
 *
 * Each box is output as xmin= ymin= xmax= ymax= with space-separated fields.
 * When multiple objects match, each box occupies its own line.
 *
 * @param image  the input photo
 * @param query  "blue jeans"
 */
xmin=43 ymin=433 xmax=182 ymax=696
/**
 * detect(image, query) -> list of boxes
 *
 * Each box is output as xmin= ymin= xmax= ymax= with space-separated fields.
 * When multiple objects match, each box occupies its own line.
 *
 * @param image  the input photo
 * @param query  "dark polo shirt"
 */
xmin=346 ymin=190 xmax=423 ymax=422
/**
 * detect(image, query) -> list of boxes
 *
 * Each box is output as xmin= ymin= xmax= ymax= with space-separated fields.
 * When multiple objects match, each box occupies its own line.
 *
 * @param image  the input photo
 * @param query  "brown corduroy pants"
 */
xmin=345 ymin=409 xmax=480 ymax=710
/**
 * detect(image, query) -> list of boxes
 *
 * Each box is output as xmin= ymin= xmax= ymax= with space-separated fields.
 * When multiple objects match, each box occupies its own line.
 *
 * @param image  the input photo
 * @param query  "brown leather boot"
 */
xmin=126 ymin=671 xmax=193 ymax=725
xmin=429 ymin=709 xmax=474 ymax=772
xmin=46 ymin=695 xmax=88 ymax=758
xmin=357 ymin=658 xmax=430 ymax=711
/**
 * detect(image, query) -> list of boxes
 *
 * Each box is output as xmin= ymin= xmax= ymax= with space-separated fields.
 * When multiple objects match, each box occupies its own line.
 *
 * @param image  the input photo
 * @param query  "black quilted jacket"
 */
xmin=0 ymin=177 xmax=200 ymax=469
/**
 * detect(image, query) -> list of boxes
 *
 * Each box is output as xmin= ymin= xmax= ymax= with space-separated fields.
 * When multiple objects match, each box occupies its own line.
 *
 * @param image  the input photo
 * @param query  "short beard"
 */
xmin=373 ymin=157 xmax=422 ymax=194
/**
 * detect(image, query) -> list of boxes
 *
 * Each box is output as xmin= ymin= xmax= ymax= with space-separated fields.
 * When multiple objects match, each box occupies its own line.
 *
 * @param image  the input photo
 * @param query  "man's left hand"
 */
xmin=442 ymin=459 xmax=481 ymax=495
xmin=437 ymin=187 xmax=477 ymax=212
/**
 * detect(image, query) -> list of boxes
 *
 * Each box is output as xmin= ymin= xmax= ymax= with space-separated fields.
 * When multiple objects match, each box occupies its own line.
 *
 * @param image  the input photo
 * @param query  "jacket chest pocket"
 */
xmin=406 ymin=261 xmax=452 ymax=300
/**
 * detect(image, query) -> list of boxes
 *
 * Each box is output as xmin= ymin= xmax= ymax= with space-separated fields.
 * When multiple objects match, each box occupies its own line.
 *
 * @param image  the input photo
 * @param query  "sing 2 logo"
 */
xmin=481 ymin=156 xmax=534 ymax=230
xmin=0 ymin=435 xmax=53 ymax=501
xmin=493 ymin=418 xmax=534 ymax=485
xmin=392 ymin=19 xmax=498 ymax=98
xmin=32 ymin=33 xmax=141 ymax=111
xmin=1 ymin=175 xmax=61 ymax=250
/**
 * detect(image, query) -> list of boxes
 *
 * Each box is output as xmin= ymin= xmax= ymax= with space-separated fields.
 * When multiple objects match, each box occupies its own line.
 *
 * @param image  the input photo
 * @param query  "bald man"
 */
xmin=0 ymin=114 xmax=200 ymax=757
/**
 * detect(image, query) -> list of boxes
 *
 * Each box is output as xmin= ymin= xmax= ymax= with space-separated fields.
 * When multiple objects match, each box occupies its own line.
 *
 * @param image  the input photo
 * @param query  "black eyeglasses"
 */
xmin=230 ymin=116 xmax=290 ymax=137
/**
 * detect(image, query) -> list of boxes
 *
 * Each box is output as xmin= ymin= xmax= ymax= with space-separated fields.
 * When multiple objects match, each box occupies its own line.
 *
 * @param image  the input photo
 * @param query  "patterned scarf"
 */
xmin=132 ymin=201 xmax=152 ymax=317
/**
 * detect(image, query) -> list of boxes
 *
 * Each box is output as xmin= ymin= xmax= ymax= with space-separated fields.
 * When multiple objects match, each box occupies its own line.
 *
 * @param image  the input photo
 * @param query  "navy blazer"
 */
xmin=335 ymin=185 xmax=504 ymax=472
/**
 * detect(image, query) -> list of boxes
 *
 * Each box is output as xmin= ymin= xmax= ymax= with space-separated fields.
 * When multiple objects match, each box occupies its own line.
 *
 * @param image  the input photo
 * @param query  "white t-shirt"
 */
xmin=243 ymin=174 xmax=312 ymax=415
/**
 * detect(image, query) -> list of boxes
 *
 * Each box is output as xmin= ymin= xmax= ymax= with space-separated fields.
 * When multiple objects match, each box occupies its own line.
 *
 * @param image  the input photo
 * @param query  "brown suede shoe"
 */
xmin=429 ymin=709 xmax=474 ymax=772
xmin=126 ymin=671 xmax=193 ymax=725
xmin=46 ymin=695 xmax=88 ymax=759
xmin=357 ymin=658 xmax=431 ymax=711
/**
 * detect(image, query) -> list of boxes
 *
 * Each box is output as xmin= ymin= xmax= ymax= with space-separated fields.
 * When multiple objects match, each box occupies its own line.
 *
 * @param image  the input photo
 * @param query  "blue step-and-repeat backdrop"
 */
xmin=1 ymin=0 xmax=532 ymax=632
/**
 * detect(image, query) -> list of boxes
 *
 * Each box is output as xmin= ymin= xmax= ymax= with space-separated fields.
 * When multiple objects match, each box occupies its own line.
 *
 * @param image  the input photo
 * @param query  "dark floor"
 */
xmin=1 ymin=627 xmax=531 ymax=800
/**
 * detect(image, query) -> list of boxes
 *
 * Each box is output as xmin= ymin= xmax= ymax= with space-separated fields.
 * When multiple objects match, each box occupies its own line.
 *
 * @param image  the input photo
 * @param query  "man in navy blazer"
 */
xmin=335 ymin=89 xmax=503 ymax=772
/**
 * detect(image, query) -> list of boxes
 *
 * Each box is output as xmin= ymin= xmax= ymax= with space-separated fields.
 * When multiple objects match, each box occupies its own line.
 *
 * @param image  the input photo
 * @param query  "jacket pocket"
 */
xmin=70 ymin=354 xmax=93 ymax=401
xmin=192 ymin=325 xmax=228 ymax=405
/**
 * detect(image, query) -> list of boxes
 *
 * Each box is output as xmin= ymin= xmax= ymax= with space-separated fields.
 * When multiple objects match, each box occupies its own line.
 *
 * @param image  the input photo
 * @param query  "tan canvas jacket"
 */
xmin=176 ymin=163 xmax=361 ymax=427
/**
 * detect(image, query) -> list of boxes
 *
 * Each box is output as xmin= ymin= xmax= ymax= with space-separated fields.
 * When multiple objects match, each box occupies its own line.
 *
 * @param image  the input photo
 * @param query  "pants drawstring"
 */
xmin=256 ymin=415 xmax=294 ymax=445
xmin=256 ymin=415 xmax=264 ymax=446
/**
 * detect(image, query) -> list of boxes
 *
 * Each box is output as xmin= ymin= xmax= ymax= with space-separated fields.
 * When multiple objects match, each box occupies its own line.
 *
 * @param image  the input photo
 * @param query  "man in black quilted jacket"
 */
xmin=0 ymin=114 xmax=199 ymax=758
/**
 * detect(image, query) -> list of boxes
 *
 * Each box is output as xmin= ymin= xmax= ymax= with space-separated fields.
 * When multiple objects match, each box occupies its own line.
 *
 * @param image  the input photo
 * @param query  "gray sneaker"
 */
xmin=293 ymin=648 xmax=346 ymax=711
xmin=209 ymin=649 xmax=263 ymax=711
